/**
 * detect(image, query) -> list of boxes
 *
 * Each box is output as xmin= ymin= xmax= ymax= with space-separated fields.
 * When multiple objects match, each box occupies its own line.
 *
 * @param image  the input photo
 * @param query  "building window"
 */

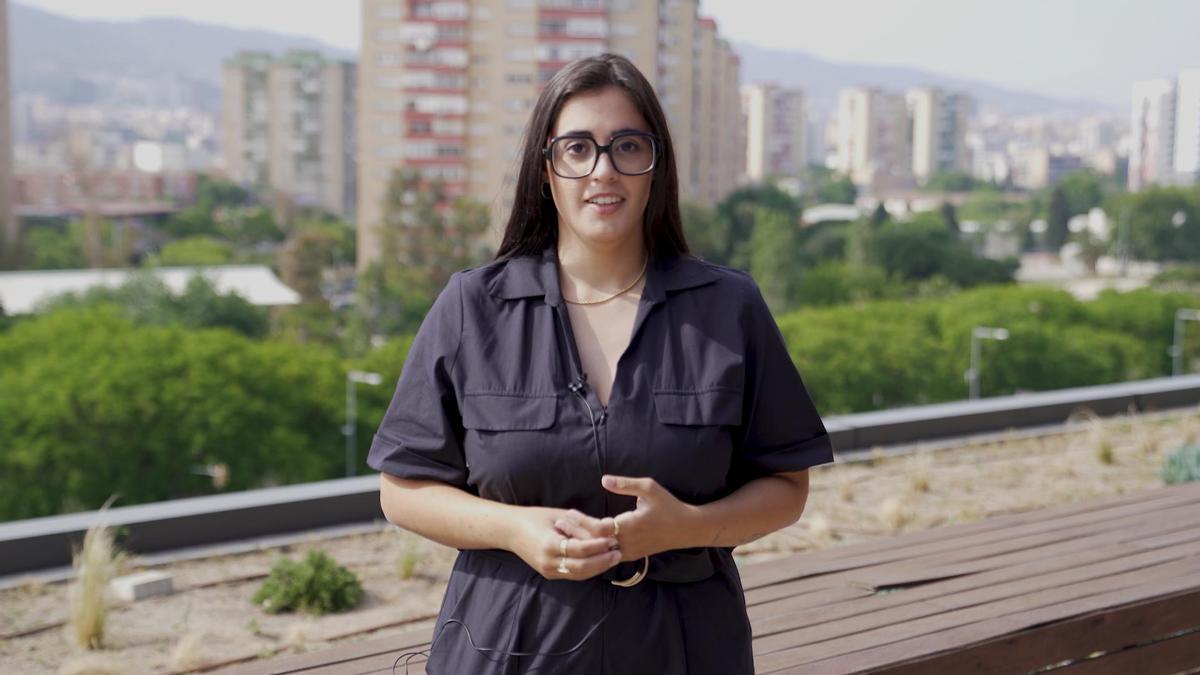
xmin=507 ymin=22 xmax=535 ymax=37
xmin=375 ymin=75 xmax=406 ymax=89
xmin=411 ymin=1 xmax=468 ymax=19
xmin=376 ymin=52 xmax=404 ymax=67
xmin=505 ymin=98 xmax=533 ymax=112
xmin=376 ymin=4 xmax=403 ymax=19
xmin=536 ymin=42 xmax=605 ymax=62
xmin=612 ymin=23 xmax=638 ymax=37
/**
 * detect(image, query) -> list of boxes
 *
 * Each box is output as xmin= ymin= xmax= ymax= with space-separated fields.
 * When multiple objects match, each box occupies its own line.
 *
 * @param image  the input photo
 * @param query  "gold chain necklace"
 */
xmin=563 ymin=257 xmax=649 ymax=306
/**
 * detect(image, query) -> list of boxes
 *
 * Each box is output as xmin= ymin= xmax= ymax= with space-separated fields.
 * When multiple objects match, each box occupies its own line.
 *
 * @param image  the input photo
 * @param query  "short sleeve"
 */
xmin=732 ymin=278 xmax=834 ymax=485
xmin=367 ymin=273 xmax=470 ymax=489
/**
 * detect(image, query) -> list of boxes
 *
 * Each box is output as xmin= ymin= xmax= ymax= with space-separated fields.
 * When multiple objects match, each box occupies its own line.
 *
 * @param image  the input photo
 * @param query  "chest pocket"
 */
xmin=460 ymin=393 xmax=557 ymax=431
xmin=653 ymin=387 xmax=743 ymax=427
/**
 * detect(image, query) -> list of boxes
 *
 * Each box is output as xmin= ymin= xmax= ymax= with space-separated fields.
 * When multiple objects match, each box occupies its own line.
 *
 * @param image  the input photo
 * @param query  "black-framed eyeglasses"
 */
xmin=542 ymin=131 xmax=659 ymax=179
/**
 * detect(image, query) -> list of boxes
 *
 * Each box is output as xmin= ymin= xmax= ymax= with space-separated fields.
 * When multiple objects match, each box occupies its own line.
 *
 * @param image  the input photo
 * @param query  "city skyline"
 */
xmin=12 ymin=0 xmax=1200 ymax=107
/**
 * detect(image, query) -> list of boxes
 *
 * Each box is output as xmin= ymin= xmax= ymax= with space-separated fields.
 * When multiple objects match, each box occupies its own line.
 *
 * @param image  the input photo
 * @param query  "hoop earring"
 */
xmin=541 ymin=183 xmax=553 ymax=200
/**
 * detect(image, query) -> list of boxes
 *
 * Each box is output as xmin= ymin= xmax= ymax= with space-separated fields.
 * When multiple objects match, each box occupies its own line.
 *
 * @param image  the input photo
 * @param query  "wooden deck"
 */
xmin=234 ymin=481 xmax=1200 ymax=674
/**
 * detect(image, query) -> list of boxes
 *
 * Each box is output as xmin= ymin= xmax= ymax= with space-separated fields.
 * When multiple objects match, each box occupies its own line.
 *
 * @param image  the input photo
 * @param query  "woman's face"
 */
xmin=546 ymin=86 xmax=654 ymax=252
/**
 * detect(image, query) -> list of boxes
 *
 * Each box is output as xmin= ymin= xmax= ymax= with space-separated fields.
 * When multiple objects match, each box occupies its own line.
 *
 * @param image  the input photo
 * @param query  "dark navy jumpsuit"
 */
xmin=368 ymin=248 xmax=834 ymax=674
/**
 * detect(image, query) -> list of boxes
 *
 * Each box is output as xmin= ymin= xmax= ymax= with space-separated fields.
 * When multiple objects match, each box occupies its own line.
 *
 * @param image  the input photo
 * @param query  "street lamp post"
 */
xmin=1170 ymin=309 xmax=1200 ymax=376
xmin=966 ymin=326 xmax=1009 ymax=400
xmin=345 ymin=370 xmax=384 ymax=477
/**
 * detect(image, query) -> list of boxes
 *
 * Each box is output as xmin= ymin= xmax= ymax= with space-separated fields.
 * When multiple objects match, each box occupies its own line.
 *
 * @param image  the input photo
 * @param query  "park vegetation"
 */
xmin=2 ymin=168 xmax=1200 ymax=520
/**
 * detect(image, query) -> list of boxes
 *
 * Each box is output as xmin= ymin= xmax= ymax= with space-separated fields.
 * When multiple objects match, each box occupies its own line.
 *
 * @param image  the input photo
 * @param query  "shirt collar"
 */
xmin=486 ymin=247 xmax=720 ymax=306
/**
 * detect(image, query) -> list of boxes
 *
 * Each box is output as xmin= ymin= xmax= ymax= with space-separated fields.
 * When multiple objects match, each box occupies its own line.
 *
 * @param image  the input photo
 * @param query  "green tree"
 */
xmin=868 ymin=219 xmax=955 ymax=281
xmin=358 ymin=170 xmax=491 ymax=337
xmin=215 ymin=206 xmax=284 ymax=247
xmin=869 ymin=204 xmax=889 ymax=228
xmin=959 ymin=187 xmax=1030 ymax=225
xmin=0 ymin=306 xmax=344 ymax=520
xmin=158 ymin=236 xmax=234 ymax=266
xmin=681 ymin=201 xmax=729 ymax=264
xmin=715 ymin=183 xmax=801 ymax=269
xmin=24 ymin=225 xmax=86 ymax=270
xmin=1046 ymin=187 xmax=1071 ymax=253
xmin=940 ymin=202 xmax=960 ymax=235
xmin=1055 ymin=170 xmax=1108 ymax=218
xmin=925 ymin=171 xmax=978 ymax=192
xmin=811 ymin=174 xmax=859 ymax=204
xmin=794 ymin=262 xmax=896 ymax=307
xmin=1109 ymin=187 xmax=1200 ymax=262
xmin=41 ymin=273 xmax=269 ymax=338
xmin=748 ymin=207 xmax=800 ymax=312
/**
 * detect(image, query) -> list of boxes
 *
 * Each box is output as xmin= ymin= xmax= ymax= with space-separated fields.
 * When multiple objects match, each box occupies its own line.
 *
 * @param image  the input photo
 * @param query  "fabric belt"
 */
xmin=470 ymin=546 xmax=728 ymax=585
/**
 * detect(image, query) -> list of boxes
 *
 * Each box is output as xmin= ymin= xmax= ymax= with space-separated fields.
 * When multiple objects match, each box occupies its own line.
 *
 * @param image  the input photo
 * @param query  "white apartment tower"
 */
xmin=834 ymin=87 xmax=910 ymax=189
xmin=742 ymin=84 xmax=806 ymax=182
xmin=1129 ymin=78 xmax=1176 ymax=191
xmin=356 ymin=0 xmax=744 ymax=270
xmin=0 ymin=0 xmax=15 ymax=265
xmin=223 ymin=51 xmax=357 ymax=217
xmin=1171 ymin=69 xmax=1200 ymax=183
xmin=907 ymin=87 xmax=970 ymax=185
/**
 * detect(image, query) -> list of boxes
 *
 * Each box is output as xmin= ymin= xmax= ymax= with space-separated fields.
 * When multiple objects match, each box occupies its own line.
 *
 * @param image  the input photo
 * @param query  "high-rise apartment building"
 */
xmin=0 ymin=0 xmax=15 ymax=265
xmin=1129 ymin=78 xmax=1176 ymax=191
xmin=1171 ymin=69 xmax=1200 ymax=183
xmin=222 ymin=51 xmax=356 ymax=217
xmin=907 ymin=87 xmax=970 ymax=185
xmin=834 ymin=87 xmax=910 ymax=189
xmin=742 ymin=84 xmax=806 ymax=182
xmin=692 ymin=18 xmax=742 ymax=205
xmin=356 ymin=0 xmax=743 ymax=270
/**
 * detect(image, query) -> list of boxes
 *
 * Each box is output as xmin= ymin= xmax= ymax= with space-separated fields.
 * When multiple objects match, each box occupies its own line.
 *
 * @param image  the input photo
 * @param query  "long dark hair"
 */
xmin=495 ymin=54 xmax=689 ymax=261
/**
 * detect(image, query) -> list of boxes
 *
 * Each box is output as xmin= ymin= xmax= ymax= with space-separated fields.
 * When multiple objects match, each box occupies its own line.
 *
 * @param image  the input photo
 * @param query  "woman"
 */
xmin=369 ymin=53 xmax=833 ymax=674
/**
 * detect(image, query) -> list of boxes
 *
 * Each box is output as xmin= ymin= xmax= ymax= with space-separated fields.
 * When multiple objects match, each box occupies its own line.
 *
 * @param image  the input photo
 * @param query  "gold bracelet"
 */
xmin=610 ymin=556 xmax=649 ymax=587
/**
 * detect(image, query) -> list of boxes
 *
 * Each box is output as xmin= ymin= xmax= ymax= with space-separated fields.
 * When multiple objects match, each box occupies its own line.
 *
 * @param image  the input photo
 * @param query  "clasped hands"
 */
xmin=513 ymin=474 xmax=696 ymax=581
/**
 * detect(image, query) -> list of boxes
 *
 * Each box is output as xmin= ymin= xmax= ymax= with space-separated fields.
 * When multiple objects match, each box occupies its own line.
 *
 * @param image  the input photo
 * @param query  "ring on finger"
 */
xmin=557 ymin=556 xmax=570 ymax=575
xmin=611 ymin=516 xmax=620 ymax=537
xmin=560 ymin=537 xmax=569 ymax=557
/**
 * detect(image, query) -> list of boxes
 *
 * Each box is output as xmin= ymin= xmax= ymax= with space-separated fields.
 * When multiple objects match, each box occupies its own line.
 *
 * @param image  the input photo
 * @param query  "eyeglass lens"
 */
xmin=550 ymin=135 xmax=655 ymax=178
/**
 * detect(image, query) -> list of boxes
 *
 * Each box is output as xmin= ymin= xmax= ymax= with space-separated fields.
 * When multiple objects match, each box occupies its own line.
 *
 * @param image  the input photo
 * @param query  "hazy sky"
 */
xmin=15 ymin=0 xmax=1200 ymax=105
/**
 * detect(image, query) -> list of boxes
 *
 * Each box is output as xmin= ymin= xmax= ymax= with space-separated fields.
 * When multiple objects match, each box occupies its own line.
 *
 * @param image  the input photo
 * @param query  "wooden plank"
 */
xmin=745 ymin=584 xmax=876 ymax=621
xmin=741 ymin=482 xmax=1200 ymax=590
xmin=748 ymin=543 xmax=1129 ymax=629
xmin=228 ymin=627 xmax=432 ymax=675
xmin=752 ymin=543 xmax=1200 ymax=655
xmin=747 ymin=502 xmax=1200 ymax=603
xmin=744 ymin=487 xmax=1200 ymax=591
xmin=851 ymin=503 xmax=1200 ymax=589
xmin=872 ymin=589 xmax=1200 ymax=675
xmin=765 ymin=571 xmax=1200 ymax=674
xmin=1049 ymin=629 xmax=1200 ymax=675
xmin=751 ymin=538 xmax=1199 ymax=646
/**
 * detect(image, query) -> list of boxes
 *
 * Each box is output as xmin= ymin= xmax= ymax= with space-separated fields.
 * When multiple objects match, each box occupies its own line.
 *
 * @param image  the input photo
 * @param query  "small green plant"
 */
xmin=1162 ymin=445 xmax=1200 ymax=485
xmin=1097 ymin=441 xmax=1115 ymax=465
xmin=252 ymin=550 xmax=363 ymax=615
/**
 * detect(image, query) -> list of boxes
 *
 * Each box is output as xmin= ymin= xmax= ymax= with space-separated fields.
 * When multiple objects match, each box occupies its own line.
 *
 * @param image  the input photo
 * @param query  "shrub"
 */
xmin=1162 ymin=445 xmax=1200 ymax=485
xmin=253 ymin=550 xmax=363 ymax=615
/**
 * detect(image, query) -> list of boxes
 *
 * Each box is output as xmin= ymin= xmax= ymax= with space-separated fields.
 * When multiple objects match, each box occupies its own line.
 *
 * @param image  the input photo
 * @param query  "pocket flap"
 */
xmin=653 ymin=388 xmax=742 ymax=427
xmin=461 ymin=393 xmax=557 ymax=431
